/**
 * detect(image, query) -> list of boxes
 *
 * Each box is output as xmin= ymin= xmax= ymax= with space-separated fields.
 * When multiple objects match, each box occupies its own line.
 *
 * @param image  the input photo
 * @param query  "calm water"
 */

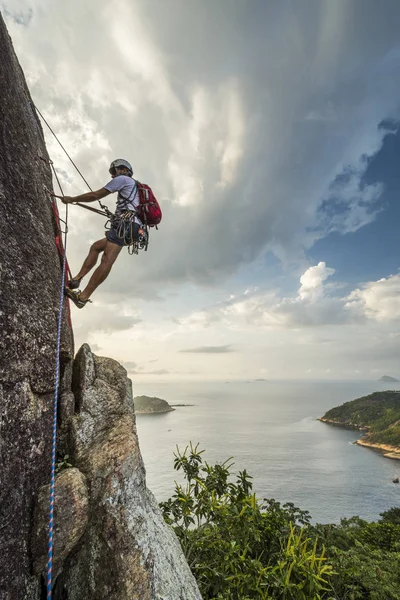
xmin=134 ymin=380 xmax=400 ymax=523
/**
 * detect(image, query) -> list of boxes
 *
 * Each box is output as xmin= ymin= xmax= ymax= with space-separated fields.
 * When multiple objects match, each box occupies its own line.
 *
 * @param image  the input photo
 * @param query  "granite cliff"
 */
xmin=0 ymin=12 xmax=201 ymax=600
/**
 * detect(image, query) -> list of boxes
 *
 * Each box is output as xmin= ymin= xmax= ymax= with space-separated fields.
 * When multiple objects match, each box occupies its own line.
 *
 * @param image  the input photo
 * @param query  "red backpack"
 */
xmin=135 ymin=180 xmax=162 ymax=227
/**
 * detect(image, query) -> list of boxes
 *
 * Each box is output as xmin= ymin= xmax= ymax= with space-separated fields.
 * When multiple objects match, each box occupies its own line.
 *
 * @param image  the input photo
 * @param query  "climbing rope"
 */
xmin=32 ymin=104 xmax=104 ymax=596
xmin=46 ymin=171 xmax=69 ymax=600
xmin=34 ymin=103 xmax=110 ymax=215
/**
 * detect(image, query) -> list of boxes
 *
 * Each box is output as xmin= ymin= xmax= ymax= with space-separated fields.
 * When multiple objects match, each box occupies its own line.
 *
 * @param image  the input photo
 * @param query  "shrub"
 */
xmin=160 ymin=443 xmax=335 ymax=599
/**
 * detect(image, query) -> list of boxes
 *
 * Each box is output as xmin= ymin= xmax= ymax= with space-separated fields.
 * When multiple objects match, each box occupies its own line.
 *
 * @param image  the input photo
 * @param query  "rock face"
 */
xmin=32 ymin=468 xmax=89 ymax=577
xmin=0 ymin=11 xmax=74 ymax=599
xmin=54 ymin=345 xmax=202 ymax=600
xmin=0 ymin=13 xmax=201 ymax=600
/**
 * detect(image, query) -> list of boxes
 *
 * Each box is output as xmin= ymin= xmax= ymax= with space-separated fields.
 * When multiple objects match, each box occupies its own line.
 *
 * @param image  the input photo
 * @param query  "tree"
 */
xmin=160 ymin=443 xmax=335 ymax=599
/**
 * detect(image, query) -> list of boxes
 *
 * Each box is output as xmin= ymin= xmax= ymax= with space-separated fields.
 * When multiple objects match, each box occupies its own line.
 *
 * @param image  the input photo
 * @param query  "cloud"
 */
xmin=180 ymin=345 xmax=234 ymax=354
xmin=178 ymin=265 xmax=400 ymax=332
xmin=298 ymin=262 xmax=335 ymax=301
xmin=305 ymin=102 xmax=337 ymax=122
xmin=121 ymin=361 xmax=138 ymax=370
xmin=3 ymin=0 xmax=400 ymax=380
xmin=315 ymin=162 xmax=384 ymax=237
xmin=3 ymin=0 xmax=400 ymax=300
xmin=71 ymin=302 xmax=142 ymax=345
xmin=2 ymin=5 xmax=32 ymax=26
xmin=135 ymin=368 xmax=170 ymax=376
xmin=345 ymin=274 xmax=400 ymax=321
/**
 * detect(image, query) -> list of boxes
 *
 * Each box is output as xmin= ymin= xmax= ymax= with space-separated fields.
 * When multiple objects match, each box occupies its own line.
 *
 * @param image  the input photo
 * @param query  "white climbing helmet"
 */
xmin=109 ymin=158 xmax=133 ymax=176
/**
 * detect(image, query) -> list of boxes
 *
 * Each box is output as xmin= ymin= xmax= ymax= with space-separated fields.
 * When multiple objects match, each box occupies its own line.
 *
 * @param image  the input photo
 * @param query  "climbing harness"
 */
xmin=109 ymin=210 xmax=149 ymax=254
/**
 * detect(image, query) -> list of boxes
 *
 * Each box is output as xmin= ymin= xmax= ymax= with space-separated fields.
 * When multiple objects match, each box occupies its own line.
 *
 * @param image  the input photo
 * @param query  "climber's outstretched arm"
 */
xmin=63 ymin=188 xmax=111 ymax=204
xmin=51 ymin=188 xmax=111 ymax=204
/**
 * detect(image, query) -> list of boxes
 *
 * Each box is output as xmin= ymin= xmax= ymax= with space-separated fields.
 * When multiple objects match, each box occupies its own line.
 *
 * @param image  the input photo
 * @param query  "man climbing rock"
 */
xmin=58 ymin=159 xmax=145 ymax=308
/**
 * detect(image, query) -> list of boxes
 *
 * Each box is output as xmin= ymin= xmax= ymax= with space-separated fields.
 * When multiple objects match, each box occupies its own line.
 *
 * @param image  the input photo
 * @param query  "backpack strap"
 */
xmin=118 ymin=179 xmax=137 ymax=208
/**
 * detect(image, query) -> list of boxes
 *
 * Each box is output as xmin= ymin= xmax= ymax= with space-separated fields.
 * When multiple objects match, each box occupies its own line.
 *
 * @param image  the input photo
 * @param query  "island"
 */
xmin=320 ymin=391 xmax=400 ymax=461
xmin=134 ymin=395 xmax=175 ymax=414
xmin=379 ymin=375 xmax=399 ymax=382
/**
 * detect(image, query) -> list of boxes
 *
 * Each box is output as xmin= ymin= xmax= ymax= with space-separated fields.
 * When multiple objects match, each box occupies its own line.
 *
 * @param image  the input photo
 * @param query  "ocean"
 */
xmin=134 ymin=380 xmax=400 ymax=524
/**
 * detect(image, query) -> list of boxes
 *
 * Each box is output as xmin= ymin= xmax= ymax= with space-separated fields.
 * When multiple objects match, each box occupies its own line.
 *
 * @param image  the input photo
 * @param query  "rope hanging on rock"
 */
xmin=46 ymin=172 xmax=69 ymax=600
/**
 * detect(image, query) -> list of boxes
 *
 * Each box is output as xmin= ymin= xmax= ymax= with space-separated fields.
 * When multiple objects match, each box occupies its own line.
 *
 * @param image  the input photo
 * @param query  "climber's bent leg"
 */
xmin=72 ymin=237 xmax=108 ymax=283
xmin=79 ymin=240 xmax=122 ymax=301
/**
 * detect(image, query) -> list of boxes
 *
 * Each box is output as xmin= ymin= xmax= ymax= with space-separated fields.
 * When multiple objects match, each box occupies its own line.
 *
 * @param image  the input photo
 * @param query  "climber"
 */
xmin=55 ymin=159 xmax=145 ymax=309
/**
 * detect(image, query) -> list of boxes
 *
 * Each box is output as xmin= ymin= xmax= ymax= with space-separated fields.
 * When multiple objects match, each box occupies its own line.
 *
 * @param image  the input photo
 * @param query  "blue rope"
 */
xmin=46 ymin=199 xmax=68 ymax=599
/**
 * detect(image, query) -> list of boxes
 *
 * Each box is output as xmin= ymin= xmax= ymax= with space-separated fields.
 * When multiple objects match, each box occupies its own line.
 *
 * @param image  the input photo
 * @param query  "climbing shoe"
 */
xmin=67 ymin=277 xmax=82 ymax=290
xmin=64 ymin=287 xmax=92 ymax=309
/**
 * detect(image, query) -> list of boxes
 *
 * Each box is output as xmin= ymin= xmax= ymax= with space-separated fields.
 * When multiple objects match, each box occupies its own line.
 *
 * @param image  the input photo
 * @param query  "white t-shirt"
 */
xmin=103 ymin=175 xmax=142 ymax=224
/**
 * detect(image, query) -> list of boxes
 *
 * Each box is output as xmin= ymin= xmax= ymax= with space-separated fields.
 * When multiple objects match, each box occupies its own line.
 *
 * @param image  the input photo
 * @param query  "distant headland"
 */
xmin=379 ymin=375 xmax=399 ymax=382
xmin=319 ymin=391 xmax=400 ymax=461
xmin=134 ymin=395 xmax=175 ymax=414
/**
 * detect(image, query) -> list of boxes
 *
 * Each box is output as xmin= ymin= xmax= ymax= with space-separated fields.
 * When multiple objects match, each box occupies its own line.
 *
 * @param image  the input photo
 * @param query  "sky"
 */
xmin=2 ymin=0 xmax=400 ymax=382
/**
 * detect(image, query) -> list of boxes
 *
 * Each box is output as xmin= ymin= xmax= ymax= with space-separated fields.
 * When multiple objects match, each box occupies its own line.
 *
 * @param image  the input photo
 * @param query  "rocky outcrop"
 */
xmin=0 ymin=12 xmax=201 ymax=600
xmin=355 ymin=439 xmax=400 ymax=460
xmin=53 ymin=345 xmax=201 ymax=600
xmin=0 ymin=11 xmax=74 ymax=599
xmin=134 ymin=395 xmax=175 ymax=414
xmin=318 ymin=417 xmax=369 ymax=431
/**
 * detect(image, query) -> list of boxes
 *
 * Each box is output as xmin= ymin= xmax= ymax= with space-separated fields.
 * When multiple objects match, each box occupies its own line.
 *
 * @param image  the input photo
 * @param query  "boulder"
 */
xmin=54 ymin=344 xmax=202 ymax=600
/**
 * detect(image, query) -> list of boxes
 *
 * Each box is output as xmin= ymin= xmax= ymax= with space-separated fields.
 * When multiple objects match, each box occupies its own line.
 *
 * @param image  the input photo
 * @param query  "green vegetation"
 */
xmin=55 ymin=454 xmax=73 ymax=474
xmin=161 ymin=444 xmax=400 ymax=599
xmin=133 ymin=394 xmax=174 ymax=414
xmin=321 ymin=391 xmax=400 ymax=448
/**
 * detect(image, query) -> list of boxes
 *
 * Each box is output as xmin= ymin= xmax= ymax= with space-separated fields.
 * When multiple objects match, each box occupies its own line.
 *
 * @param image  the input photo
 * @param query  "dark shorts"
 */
xmin=106 ymin=221 xmax=141 ymax=247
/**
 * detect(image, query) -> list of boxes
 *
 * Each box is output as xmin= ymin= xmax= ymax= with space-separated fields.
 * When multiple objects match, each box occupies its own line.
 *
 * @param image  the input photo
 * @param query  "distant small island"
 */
xmin=379 ymin=375 xmax=399 ymax=382
xmin=320 ymin=391 xmax=400 ymax=461
xmin=134 ymin=395 xmax=175 ymax=414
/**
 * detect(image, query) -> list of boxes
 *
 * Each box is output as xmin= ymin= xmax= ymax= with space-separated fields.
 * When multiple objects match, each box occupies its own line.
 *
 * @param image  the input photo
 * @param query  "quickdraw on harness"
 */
xmin=106 ymin=210 xmax=149 ymax=254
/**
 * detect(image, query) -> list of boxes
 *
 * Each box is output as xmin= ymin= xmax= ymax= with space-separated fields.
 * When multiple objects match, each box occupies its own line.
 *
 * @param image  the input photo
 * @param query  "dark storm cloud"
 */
xmin=5 ymin=0 xmax=400 ymax=295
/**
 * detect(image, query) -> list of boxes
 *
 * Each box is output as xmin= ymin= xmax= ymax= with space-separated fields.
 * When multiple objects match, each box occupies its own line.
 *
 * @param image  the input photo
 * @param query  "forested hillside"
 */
xmin=321 ymin=391 xmax=400 ymax=447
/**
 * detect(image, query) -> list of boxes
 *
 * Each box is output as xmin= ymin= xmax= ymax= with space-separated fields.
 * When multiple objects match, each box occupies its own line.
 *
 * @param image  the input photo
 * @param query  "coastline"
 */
xmin=319 ymin=418 xmax=400 ymax=461
xmin=355 ymin=439 xmax=400 ymax=461
xmin=135 ymin=407 xmax=175 ymax=415
xmin=318 ymin=417 xmax=368 ymax=431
